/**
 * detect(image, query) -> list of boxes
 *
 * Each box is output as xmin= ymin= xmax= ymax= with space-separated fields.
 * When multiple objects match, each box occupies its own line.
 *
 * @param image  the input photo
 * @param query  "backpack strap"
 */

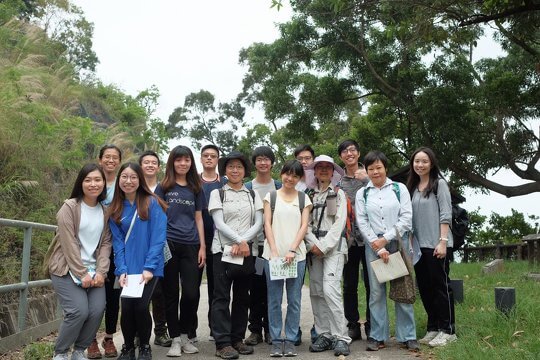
xmin=244 ymin=181 xmax=252 ymax=190
xmin=298 ymin=191 xmax=305 ymax=213
xmin=274 ymin=179 xmax=282 ymax=190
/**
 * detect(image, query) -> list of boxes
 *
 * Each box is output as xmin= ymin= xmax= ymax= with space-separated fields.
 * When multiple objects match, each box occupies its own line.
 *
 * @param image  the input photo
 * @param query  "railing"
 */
xmin=0 ymin=218 xmax=60 ymax=353
xmin=461 ymin=234 xmax=540 ymax=264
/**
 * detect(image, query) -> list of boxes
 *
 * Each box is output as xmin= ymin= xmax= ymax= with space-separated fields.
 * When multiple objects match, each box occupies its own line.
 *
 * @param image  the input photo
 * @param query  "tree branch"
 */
xmin=494 ymin=20 xmax=539 ymax=58
xmin=458 ymin=4 xmax=540 ymax=27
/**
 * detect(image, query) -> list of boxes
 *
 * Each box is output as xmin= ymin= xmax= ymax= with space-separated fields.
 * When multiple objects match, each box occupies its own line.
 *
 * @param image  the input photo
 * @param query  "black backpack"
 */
xmin=451 ymin=203 xmax=469 ymax=251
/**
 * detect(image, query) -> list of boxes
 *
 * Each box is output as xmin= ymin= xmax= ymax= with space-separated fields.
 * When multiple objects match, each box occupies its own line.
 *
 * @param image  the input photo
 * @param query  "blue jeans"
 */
xmin=265 ymin=259 xmax=306 ymax=343
xmin=365 ymin=241 xmax=417 ymax=342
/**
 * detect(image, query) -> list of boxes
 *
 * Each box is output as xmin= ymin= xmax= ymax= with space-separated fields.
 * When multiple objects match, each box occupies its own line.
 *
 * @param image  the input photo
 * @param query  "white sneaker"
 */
xmin=167 ymin=336 xmax=182 ymax=357
xmin=180 ymin=334 xmax=199 ymax=354
xmin=71 ymin=349 xmax=88 ymax=360
xmin=429 ymin=332 xmax=457 ymax=347
xmin=419 ymin=331 xmax=440 ymax=344
xmin=53 ymin=354 xmax=69 ymax=360
xmin=189 ymin=336 xmax=198 ymax=343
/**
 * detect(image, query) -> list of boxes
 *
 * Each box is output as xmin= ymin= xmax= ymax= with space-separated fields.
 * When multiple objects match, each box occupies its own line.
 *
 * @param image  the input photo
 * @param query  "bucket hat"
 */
xmin=304 ymin=155 xmax=344 ymax=189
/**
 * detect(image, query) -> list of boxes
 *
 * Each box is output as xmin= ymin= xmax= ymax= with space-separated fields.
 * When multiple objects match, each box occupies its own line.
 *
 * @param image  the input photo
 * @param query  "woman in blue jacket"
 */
xmin=108 ymin=162 xmax=167 ymax=360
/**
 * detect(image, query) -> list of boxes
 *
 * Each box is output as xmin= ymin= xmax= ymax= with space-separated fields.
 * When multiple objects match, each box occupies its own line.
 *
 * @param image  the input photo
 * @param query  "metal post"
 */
xmin=495 ymin=287 xmax=515 ymax=316
xmin=18 ymin=226 xmax=33 ymax=332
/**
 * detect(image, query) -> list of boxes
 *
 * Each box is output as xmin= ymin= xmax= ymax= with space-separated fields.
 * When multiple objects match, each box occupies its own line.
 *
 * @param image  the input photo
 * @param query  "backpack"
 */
xmin=451 ymin=203 xmax=469 ymax=251
xmin=268 ymin=190 xmax=306 ymax=224
xmin=363 ymin=182 xmax=401 ymax=203
xmin=218 ymin=187 xmax=256 ymax=204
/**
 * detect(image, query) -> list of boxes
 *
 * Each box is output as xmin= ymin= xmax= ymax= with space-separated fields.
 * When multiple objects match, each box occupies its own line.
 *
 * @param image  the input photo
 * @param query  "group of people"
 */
xmin=46 ymin=140 xmax=457 ymax=360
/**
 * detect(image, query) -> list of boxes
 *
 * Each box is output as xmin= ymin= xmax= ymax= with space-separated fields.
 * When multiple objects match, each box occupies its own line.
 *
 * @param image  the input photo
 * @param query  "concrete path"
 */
xmin=107 ymin=284 xmax=419 ymax=360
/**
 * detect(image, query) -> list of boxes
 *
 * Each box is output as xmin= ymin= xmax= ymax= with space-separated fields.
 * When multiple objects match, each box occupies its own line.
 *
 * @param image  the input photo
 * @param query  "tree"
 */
xmin=467 ymin=208 xmax=538 ymax=245
xmin=166 ymin=90 xmax=245 ymax=154
xmin=242 ymin=0 xmax=539 ymax=196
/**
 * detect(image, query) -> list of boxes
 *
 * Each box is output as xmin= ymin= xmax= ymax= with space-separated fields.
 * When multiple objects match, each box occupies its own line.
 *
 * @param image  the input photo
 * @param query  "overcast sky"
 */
xmin=74 ymin=0 xmax=539 ymax=222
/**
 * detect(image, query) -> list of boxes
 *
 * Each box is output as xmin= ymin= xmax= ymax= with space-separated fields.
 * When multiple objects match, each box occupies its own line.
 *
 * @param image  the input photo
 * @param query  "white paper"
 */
xmin=120 ymin=274 xmax=145 ymax=298
xmin=269 ymin=258 xmax=298 ymax=280
xmin=370 ymin=252 xmax=409 ymax=283
xmin=221 ymin=245 xmax=244 ymax=265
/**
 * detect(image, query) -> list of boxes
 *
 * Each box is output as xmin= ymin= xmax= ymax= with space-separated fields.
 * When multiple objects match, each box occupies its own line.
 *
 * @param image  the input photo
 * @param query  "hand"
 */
xmin=141 ymin=270 xmax=153 ymax=284
xmin=93 ymin=273 xmax=105 ymax=288
xmin=433 ymin=241 xmax=447 ymax=259
xmin=284 ymin=251 xmax=296 ymax=264
xmin=354 ymin=168 xmax=368 ymax=181
xmin=379 ymin=249 xmax=390 ymax=263
xmin=81 ymin=273 xmax=93 ymax=288
xmin=198 ymin=246 xmax=206 ymax=268
xmin=238 ymin=241 xmax=251 ymax=257
xmin=311 ymin=244 xmax=323 ymax=257
xmin=371 ymin=238 xmax=388 ymax=252
xmin=119 ymin=273 xmax=127 ymax=288
xmin=231 ymin=243 xmax=240 ymax=256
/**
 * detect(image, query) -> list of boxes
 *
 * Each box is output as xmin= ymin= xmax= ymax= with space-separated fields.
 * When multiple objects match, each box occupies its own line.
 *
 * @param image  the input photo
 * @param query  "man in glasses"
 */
xmin=294 ymin=144 xmax=315 ymax=191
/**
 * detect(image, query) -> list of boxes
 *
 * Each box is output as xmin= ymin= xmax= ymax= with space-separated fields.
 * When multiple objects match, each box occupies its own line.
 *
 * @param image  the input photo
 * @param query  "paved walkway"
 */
xmin=108 ymin=284 xmax=419 ymax=359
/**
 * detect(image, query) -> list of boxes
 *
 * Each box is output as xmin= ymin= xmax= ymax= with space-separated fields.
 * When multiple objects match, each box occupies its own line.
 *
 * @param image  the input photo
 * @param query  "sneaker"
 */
xmin=87 ymin=339 xmax=102 ymax=359
xmin=429 ymin=332 xmax=457 ymax=347
xmin=166 ymin=337 xmax=181 ymax=357
xmin=208 ymin=335 xmax=215 ymax=342
xmin=180 ymin=334 xmax=199 ymax=354
xmin=53 ymin=353 xmax=69 ymax=360
xmin=419 ymin=331 xmax=439 ymax=345
xmin=188 ymin=336 xmax=198 ymax=344
xmin=310 ymin=325 xmax=318 ymax=344
xmin=333 ymin=340 xmax=350 ymax=356
xmin=71 ymin=349 xmax=88 ymax=360
xmin=283 ymin=341 xmax=297 ymax=357
xmin=270 ymin=341 xmax=283 ymax=357
xmin=245 ymin=332 xmax=263 ymax=346
xmin=308 ymin=333 xmax=335 ymax=352
xmin=154 ymin=333 xmax=172 ymax=347
xmin=366 ymin=337 xmax=385 ymax=351
xmin=215 ymin=346 xmax=239 ymax=359
xmin=116 ymin=345 xmax=136 ymax=360
xmin=232 ymin=341 xmax=254 ymax=355
xmin=101 ymin=338 xmax=118 ymax=358
xmin=401 ymin=339 xmax=420 ymax=351
xmin=264 ymin=331 xmax=272 ymax=344
xmin=347 ymin=322 xmax=361 ymax=341
xmin=138 ymin=344 xmax=152 ymax=360
xmin=293 ymin=328 xmax=302 ymax=346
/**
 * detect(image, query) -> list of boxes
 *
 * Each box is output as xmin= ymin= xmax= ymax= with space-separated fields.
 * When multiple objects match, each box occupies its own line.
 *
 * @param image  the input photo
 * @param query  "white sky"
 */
xmin=74 ymin=0 xmax=539 ymax=221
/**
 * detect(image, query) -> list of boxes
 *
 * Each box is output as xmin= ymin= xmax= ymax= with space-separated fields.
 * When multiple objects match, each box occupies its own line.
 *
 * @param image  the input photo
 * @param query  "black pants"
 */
xmin=343 ymin=244 xmax=371 ymax=331
xmin=247 ymin=247 xmax=268 ymax=335
xmin=164 ymin=242 xmax=201 ymax=338
xmin=150 ymin=278 xmax=167 ymax=335
xmin=211 ymin=253 xmax=250 ymax=349
xmin=414 ymin=248 xmax=456 ymax=334
xmin=120 ymin=277 xmax=158 ymax=348
xmin=105 ymin=254 xmax=121 ymax=335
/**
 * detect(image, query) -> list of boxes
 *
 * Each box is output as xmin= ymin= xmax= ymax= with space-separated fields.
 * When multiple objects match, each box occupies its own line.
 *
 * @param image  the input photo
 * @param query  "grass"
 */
xmin=356 ymin=261 xmax=540 ymax=359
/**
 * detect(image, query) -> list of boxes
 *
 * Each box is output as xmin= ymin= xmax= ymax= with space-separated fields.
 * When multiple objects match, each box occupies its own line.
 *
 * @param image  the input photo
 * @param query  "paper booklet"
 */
xmin=120 ymin=274 xmax=145 ymax=298
xmin=370 ymin=252 xmax=409 ymax=283
xmin=269 ymin=258 xmax=298 ymax=280
xmin=221 ymin=245 xmax=245 ymax=265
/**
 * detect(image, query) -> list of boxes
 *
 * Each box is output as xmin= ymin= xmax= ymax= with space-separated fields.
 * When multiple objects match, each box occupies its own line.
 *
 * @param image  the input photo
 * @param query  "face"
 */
xmin=339 ymin=145 xmax=360 ymax=168
xmin=254 ymin=156 xmax=272 ymax=174
xmin=281 ymin=171 xmax=301 ymax=189
xmin=140 ymin=155 xmax=160 ymax=177
xmin=82 ymin=170 xmax=105 ymax=201
xmin=314 ymin=162 xmax=334 ymax=183
xmin=225 ymin=159 xmax=245 ymax=184
xmin=119 ymin=167 xmax=139 ymax=197
xmin=99 ymin=149 xmax=121 ymax=174
xmin=174 ymin=155 xmax=192 ymax=176
xmin=367 ymin=160 xmax=387 ymax=187
xmin=296 ymin=150 xmax=314 ymax=169
xmin=200 ymin=148 xmax=219 ymax=171
xmin=413 ymin=151 xmax=432 ymax=177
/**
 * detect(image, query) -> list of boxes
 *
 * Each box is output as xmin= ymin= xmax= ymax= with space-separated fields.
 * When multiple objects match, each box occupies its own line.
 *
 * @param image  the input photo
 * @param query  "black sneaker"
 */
xmin=401 ymin=339 xmax=420 ymax=352
xmin=215 ymin=346 xmax=239 ymax=360
xmin=232 ymin=341 xmax=254 ymax=355
xmin=347 ymin=322 xmax=361 ymax=341
xmin=116 ymin=345 xmax=135 ymax=360
xmin=293 ymin=328 xmax=302 ymax=346
xmin=245 ymin=332 xmax=263 ymax=345
xmin=308 ymin=333 xmax=335 ymax=352
xmin=138 ymin=344 xmax=152 ymax=360
xmin=333 ymin=340 xmax=350 ymax=356
xmin=366 ymin=337 xmax=385 ymax=351
xmin=153 ymin=333 xmax=172 ymax=347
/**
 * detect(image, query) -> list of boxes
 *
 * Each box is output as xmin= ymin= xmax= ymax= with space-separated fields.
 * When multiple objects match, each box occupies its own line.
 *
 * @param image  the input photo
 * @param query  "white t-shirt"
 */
xmin=262 ymin=191 xmax=312 ymax=261
xmin=79 ymin=202 xmax=104 ymax=266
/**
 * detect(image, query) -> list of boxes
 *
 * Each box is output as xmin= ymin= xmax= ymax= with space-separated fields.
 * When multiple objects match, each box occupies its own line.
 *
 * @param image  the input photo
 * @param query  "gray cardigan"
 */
xmin=411 ymin=178 xmax=454 ymax=248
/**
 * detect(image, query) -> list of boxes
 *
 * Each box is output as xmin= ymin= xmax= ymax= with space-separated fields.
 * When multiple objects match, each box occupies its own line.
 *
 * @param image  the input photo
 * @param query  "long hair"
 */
xmin=108 ymin=162 xmax=167 ymax=224
xmin=70 ymin=163 xmax=107 ymax=202
xmin=160 ymin=145 xmax=202 ymax=194
xmin=406 ymin=146 xmax=443 ymax=198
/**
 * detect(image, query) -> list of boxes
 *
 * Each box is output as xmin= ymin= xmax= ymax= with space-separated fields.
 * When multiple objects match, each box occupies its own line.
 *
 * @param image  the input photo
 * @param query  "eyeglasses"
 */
xmin=202 ymin=153 xmax=218 ymax=159
xmin=340 ymin=147 xmax=358 ymax=155
xmin=296 ymin=156 xmax=313 ymax=162
xmin=255 ymin=157 xmax=271 ymax=163
xmin=119 ymin=175 xmax=139 ymax=182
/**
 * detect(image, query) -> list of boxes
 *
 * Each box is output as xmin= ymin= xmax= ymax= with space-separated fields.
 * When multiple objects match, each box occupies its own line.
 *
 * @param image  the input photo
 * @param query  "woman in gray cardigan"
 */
xmin=406 ymin=147 xmax=456 ymax=348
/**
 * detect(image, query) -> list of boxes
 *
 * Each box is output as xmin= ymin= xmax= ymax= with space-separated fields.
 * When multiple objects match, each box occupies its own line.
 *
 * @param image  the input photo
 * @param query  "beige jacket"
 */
xmin=47 ymin=198 xmax=111 ymax=278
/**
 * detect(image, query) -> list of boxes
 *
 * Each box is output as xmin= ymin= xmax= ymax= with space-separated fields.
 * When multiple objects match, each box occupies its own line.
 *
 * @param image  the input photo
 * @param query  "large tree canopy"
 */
xmin=241 ymin=0 xmax=539 ymax=196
